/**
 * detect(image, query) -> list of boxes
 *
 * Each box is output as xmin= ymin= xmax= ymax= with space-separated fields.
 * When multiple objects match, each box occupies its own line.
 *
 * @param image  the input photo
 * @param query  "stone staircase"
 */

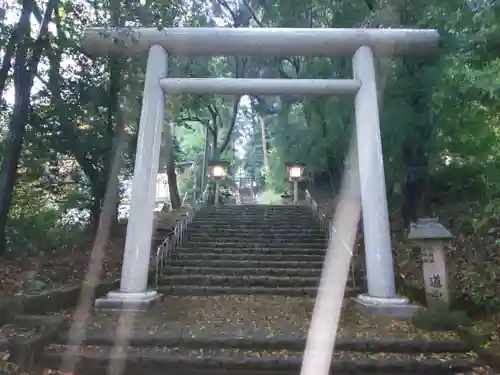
xmin=158 ymin=204 xmax=356 ymax=296
xmin=237 ymin=187 xmax=256 ymax=204
xmin=34 ymin=204 xmax=481 ymax=375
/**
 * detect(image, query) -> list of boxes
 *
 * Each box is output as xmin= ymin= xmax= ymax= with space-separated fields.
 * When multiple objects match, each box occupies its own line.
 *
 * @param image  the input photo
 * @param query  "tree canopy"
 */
xmin=1 ymin=0 xmax=500 ymax=312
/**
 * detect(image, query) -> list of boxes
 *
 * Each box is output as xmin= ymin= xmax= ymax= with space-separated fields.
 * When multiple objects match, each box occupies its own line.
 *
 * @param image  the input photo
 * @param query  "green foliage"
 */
xmin=0 ymin=0 xmax=499 ymax=325
xmin=23 ymin=279 xmax=48 ymax=293
xmin=264 ymin=149 xmax=287 ymax=191
xmin=257 ymin=190 xmax=283 ymax=205
xmin=442 ymin=199 xmax=500 ymax=315
xmin=5 ymin=171 xmax=84 ymax=256
xmin=412 ymin=301 xmax=471 ymax=331
xmin=429 ymin=163 xmax=489 ymax=203
xmin=7 ymin=207 xmax=83 ymax=257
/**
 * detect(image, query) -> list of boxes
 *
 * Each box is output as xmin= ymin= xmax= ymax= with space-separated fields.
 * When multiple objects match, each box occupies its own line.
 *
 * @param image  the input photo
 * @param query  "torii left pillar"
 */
xmin=95 ymin=45 xmax=168 ymax=310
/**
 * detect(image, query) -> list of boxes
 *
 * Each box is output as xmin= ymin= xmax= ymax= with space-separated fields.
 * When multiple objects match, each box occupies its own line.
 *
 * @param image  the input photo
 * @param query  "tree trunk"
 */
xmin=258 ymin=114 xmax=269 ymax=173
xmin=89 ymin=184 xmax=105 ymax=229
xmin=167 ymin=159 xmax=181 ymax=209
xmin=402 ymin=177 xmax=425 ymax=226
xmin=162 ymin=121 xmax=181 ymax=209
xmin=0 ymin=57 xmax=31 ymax=256
xmin=218 ymin=96 xmax=241 ymax=154
xmin=0 ymin=26 xmax=21 ymax=107
xmin=0 ymin=0 xmax=55 ymax=255
xmin=401 ymin=136 xmax=429 ymax=228
xmin=400 ymin=60 xmax=433 ymax=228
xmin=211 ymin=128 xmax=218 ymax=159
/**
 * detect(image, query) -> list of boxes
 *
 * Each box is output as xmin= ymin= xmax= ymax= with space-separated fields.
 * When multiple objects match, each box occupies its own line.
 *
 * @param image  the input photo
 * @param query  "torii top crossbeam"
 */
xmin=82 ymin=27 xmax=439 ymax=57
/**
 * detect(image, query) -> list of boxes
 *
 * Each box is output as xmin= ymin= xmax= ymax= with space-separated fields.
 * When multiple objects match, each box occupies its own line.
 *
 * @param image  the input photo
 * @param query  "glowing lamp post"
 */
xmin=208 ymin=160 xmax=229 ymax=205
xmin=286 ymin=162 xmax=305 ymax=204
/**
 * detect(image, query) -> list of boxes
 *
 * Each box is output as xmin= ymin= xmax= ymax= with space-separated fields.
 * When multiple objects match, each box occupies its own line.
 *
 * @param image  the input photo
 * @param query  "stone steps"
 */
xmin=194 ymin=212 xmax=312 ymax=215
xmin=187 ymin=226 xmax=323 ymax=233
xmin=169 ymin=259 xmax=325 ymax=268
xmin=23 ymin=321 xmax=481 ymax=375
xmin=51 ymin=334 xmax=471 ymax=353
xmin=192 ymin=213 xmax=317 ymax=220
xmin=177 ymin=247 xmax=326 ymax=255
xmin=188 ymin=226 xmax=323 ymax=232
xmin=160 ymin=205 xmax=335 ymax=298
xmin=190 ymin=221 xmax=318 ymax=227
xmin=193 ymin=212 xmax=315 ymax=216
xmin=40 ymin=348 xmax=477 ymax=375
xmin=194 ymin=214 xmax=313 ymax=216
xmin=185 ymin=235 xmax=324 ymax=241
xmin=178 ymin=241 xmax=327 ymax=248
xmin=59 ymin=198 xmax=478 ymax=375
xmin=173 ymin=253 xmax=325 ymax=262
xmin=187 ymin=231 xmax=324 ymax=239
xmin=157 ymin=285 xmax=344 ymax=296
xmin=199 ymin=205 xmax=308 ymax=211
xmin=160 ymin=205 xmax=337 ymax=298
xmin=193 ymin=215 xmax=318 ymax=220
xmin=186 ymin=237 xmax=326 ymax=244
xmin=187 ymin=228 xmax=320 ymax=236
xmin=194 ymin=213 xmax=314 ymax=216
xmin=160 ymin=274 xmax=322 ymax=287
xmin=168 ymin=266 xmax=323 ymax=276
xmin=194 ymin=206 xmax=312 ymax=212
xmin=190 ymin=220 xmax=318 ymax=225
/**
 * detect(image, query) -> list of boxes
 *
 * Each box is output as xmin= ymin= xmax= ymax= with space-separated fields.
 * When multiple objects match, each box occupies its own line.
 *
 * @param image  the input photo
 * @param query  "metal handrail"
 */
xmin=195 ymin=185 xmax=210 ymax=209
xmin=181 ymin=191 xmax=189 ymax=206
xmin=181 ymin=163 xmax=197 ymax=206
xmin=154 ymin=185 xmax=210 ymax=286
xmin=304 ymin=189 xmax=357 ymax=290
xmin=155 ymin=235 xmax=171 ymax=285
xmin=305 ymin=190 xmax=329 ymax=233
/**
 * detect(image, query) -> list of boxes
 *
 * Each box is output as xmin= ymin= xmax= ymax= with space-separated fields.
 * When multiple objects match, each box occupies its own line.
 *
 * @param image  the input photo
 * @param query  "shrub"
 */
xmin=412 ymin=300 xmax=471 ymax=331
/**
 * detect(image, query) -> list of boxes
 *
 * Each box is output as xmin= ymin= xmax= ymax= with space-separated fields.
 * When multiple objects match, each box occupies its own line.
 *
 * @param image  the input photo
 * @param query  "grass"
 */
xmin=256 ymin=190 xmax=284 ymax=205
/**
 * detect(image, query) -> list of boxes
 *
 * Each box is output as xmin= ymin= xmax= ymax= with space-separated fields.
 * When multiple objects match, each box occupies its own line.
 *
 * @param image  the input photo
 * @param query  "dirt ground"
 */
xmin=0 ymin=209 xmax=188 ymax=298
xmin=0 ymin=234 xmax=126 ymax=298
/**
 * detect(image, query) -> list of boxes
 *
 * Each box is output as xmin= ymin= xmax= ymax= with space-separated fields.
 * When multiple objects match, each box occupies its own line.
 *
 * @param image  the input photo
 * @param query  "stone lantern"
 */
xmin=285 ymin=162 xmax=305 ymax=204
xmin=208 ymin=160 xmax=229 ymax=205
xmin=408 ymin=218 xmax=453 ymax=307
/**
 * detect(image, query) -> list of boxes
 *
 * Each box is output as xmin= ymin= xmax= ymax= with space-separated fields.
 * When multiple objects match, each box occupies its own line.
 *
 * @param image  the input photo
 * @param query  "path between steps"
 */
xmin=69 ymin=296 xmax=460 ymax=341
xmin=41 ymin=296 xmax=481 ymax=374
xmin=238 ymin=188 xmax=256 ymax=204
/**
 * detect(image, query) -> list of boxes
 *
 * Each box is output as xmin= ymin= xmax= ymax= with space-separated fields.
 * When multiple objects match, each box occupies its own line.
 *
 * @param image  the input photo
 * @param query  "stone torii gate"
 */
xmin=83 ymin=27 xmax=439 ymax=311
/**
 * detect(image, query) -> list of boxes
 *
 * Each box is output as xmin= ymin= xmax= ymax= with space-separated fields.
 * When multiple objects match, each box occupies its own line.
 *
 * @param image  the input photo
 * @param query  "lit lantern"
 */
xmin=208 ymin=160 xmax=230 ymax=205
xmin=289 ymin=165 xmax=303 ymax=179
xmin=285 ymin=162 xmax=305 ymax=204
xmin=208 ymin=160 xmax=229 ymax=180
xmin=212 ymin=165 xmax=226 ymax=179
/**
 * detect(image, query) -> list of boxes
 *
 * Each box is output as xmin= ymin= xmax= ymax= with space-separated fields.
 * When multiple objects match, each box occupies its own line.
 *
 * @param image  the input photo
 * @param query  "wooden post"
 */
xmin=293 ymin=180 xmax=299 ymax=204
xmin=215 ymin=180 xmax=220 ymax=205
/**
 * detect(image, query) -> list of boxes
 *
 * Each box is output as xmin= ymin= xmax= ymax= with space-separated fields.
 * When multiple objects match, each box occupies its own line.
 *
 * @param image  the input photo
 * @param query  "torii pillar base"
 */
xmin=354 ymin=294 xmax=422 ymax=318
xmin=95 ymin=290 xmax=163 ymax=312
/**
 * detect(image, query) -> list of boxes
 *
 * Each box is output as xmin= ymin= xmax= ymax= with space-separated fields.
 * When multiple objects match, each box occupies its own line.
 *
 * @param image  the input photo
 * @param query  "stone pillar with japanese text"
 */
xmin=408 ymin=218 xmax=453 ymax=307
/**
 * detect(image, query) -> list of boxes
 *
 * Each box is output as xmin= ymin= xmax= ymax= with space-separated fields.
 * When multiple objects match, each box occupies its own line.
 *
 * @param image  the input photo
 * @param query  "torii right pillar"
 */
xmin=353 ymin=46 xmax=420 ymax=317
